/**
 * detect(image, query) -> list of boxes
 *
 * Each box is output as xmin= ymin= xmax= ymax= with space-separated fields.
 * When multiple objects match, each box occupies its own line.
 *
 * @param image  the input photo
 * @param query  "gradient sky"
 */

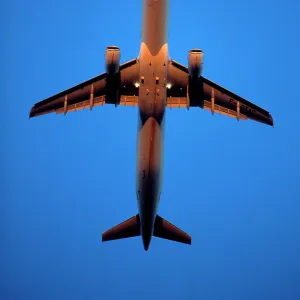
xmin=2 ymin=0 xmax=300 ymax=299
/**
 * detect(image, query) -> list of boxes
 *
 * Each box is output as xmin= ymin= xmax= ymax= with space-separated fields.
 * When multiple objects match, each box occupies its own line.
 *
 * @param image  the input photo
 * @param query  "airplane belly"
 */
xmin=142 ymin=0 xmax=169 ymax=56
xmin=136 ymin=116 xmax=165 ymax=229
xmin=134 ymin=0 xmax=169 ymax=248
xmin=138 ymin=42 xmax=168 ymax=123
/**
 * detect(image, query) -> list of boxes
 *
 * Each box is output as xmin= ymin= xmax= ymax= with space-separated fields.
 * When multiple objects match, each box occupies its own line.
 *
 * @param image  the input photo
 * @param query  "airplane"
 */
xmin=29 ymin=0 xmax=274 ymax=251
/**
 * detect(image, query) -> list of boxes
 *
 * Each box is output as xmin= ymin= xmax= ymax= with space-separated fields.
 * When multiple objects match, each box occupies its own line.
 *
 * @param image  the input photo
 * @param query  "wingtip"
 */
xmin=263 ymin=114 xmax=274 ymax=127
xmin=270 ymin=117 xmax=274 ymax=127
xmin=29 ymin=107 xmax=35 ymax=118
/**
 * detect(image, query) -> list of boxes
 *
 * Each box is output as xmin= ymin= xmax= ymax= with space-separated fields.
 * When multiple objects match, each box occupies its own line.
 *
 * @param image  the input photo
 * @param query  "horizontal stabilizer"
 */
xmin=153 ymin=215 xmax=191 ymax=245
xmin=102 ymin=214 xmax=141 ymax=242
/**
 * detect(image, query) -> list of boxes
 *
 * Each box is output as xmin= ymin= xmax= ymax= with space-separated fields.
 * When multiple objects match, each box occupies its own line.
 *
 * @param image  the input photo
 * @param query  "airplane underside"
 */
xmin=102 ymin=114 xmax=191 ymax=250
xmin=29 ymin=0 xmax=273 ymax=251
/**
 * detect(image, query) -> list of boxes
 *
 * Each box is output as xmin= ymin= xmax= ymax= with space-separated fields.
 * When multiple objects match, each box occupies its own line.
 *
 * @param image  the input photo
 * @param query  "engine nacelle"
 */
xmin=105 ymin=46 xmax=120 ymax=75
xmin=188 ymin=49 xmax=203 ymax=79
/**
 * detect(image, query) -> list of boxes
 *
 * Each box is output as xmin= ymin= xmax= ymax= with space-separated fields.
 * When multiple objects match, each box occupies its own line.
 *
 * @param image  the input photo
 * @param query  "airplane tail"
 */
xmin=102 ymin=214 xmax=191 ymax=246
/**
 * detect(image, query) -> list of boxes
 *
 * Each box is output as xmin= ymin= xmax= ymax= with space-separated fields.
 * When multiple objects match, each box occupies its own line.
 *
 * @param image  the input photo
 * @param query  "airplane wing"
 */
xmin=167 ymin=60 xmax=274 ymax=126
xmin=29 ymin=59 xmax=139 ymax=118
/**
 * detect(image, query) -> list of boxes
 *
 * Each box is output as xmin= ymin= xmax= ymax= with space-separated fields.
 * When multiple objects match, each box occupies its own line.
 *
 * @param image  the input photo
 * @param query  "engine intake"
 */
xmin=188 ymin=49 xmax=203 ymax=79
xmin=105 ymin=46 xmax=120 ymax=75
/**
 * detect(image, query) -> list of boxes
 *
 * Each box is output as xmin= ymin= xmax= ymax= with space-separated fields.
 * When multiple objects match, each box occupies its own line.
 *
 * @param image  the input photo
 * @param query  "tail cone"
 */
xmin=142 ymin=234 xmax=151 ymax=251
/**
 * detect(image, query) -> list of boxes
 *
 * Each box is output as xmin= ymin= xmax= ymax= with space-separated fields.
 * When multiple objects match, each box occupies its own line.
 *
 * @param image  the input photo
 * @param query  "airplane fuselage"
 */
xmin=136 ymin=0 xmax=169 ymax=250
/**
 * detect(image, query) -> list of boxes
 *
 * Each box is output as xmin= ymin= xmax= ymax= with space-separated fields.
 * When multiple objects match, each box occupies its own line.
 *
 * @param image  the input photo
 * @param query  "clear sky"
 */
xmin=2 ymin=0 xmax=300 ymax=299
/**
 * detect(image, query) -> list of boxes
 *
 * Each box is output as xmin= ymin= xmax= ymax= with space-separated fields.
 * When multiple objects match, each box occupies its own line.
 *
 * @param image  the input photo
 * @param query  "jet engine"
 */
xmin=105 ymin=46 xmax=121 ymax=75
xmin=105 ymin=46 xmax=121 ymax=105
xmin=188 ymin=49 xmax=203 ymax=79
xmin=187 ymin=49 xmax=204 ymax=107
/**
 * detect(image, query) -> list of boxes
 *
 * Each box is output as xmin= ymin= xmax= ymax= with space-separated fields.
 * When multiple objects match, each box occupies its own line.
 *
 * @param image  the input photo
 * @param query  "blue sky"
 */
xmin=2 ymin=0 xmax=300 ymax=299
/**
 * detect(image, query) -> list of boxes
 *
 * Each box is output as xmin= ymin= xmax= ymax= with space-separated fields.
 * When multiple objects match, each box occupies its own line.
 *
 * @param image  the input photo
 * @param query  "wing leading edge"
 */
xmin=29 ymin=59 xmax=139 ymax=118
xmin=167 ymin=60 xmax=274 ymax=126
